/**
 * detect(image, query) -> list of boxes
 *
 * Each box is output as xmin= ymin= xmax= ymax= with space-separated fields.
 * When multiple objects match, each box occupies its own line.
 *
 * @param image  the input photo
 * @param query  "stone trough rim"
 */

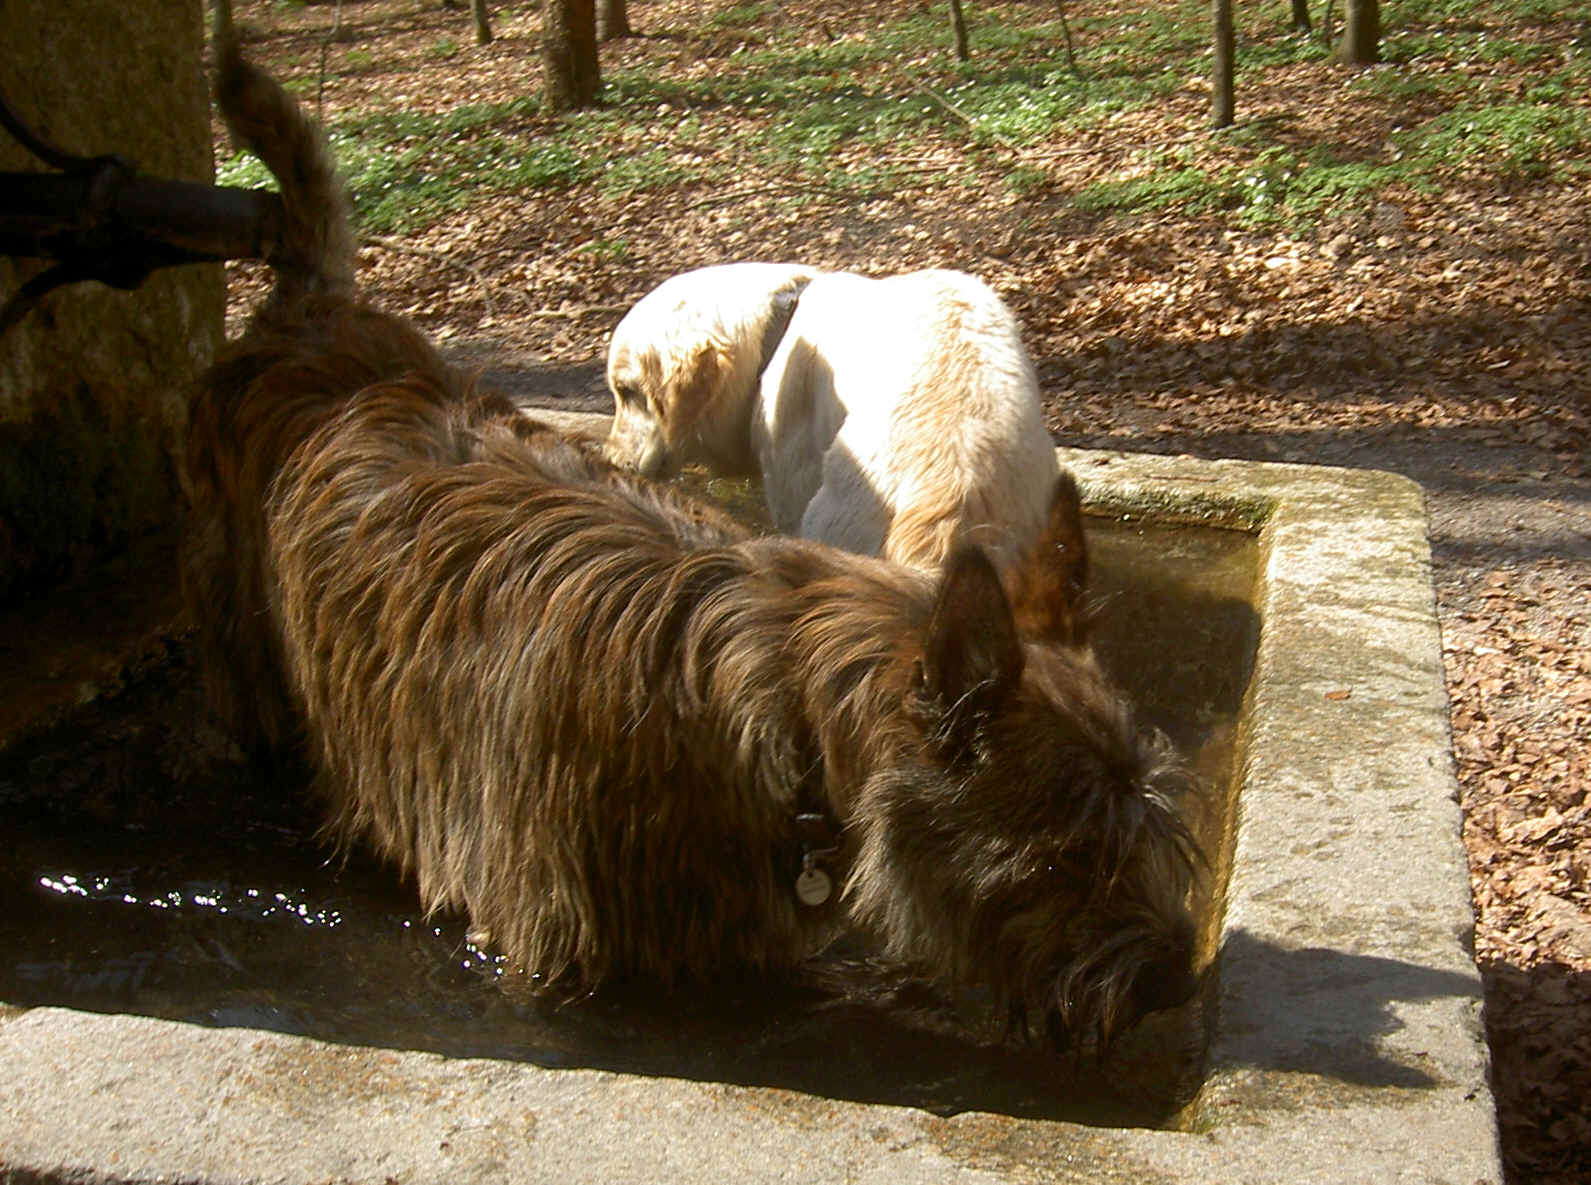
xmin=0 ymin=433 xmax=1501 ymax=1185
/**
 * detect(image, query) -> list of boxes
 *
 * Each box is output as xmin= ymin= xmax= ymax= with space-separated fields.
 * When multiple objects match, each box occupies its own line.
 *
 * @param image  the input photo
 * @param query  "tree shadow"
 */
xmin=448 ymin=345 xmax=611 ymax=412
xmin=1025 ymin=284 xmax=1589 ymax=565
xmin=1057 ymin=413 xmax=1588 ymax=499
xmin=1478 ymin=957 xmax=1591 ymax=1185
xmin=493 ymin=347 xmax=1591 ymax=570
xmin=1041 ymin=297 xmax=1583 ymax=407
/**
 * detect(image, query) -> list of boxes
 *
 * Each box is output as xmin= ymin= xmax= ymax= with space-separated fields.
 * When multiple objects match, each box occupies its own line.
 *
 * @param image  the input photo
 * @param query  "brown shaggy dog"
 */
xmin=185 ymin=35 xmax=1202 ymax=1048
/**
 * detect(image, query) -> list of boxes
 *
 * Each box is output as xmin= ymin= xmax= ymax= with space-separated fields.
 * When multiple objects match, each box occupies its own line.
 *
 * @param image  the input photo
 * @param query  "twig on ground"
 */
xmin=914 ymin=84 xmax=1023 ymax=154
xmin=1017 ymin=141 xmax=1113 ymax=161
xmin=364 ymin=235 xmax=496 ymax=319
xmin=684 ymin=166 xmax=948 ymax=211
xmin=516 ymin=303 xmax=631 ymax=320
xmin=685 ymin=182 xmax=843 ymax=210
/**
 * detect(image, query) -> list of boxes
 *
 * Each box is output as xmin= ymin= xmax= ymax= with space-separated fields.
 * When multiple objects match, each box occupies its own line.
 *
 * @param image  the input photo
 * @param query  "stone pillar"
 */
xmin=0 ymin=0 xmax=223 ymax=606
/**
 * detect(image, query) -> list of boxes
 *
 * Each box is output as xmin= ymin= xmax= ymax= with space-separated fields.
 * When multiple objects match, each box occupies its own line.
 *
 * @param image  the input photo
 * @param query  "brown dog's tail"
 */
xmin=212 ymin=0 xmax=356 ymax=309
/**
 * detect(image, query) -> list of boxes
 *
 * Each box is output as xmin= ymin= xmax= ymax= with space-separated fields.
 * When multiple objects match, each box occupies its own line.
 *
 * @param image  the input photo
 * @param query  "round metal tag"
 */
xmin=795 ymin=866 xmax=832 ymax=907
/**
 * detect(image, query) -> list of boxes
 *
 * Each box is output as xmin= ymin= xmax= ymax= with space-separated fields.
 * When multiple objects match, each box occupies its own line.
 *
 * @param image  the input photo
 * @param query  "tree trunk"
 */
xmin=1335 ymin=0 xmax=1379 ymax=64
xmin=947 ymin=0 xmax=970 ymax=62
xmin=598 ymin=0 xmax=633 ymax=41
xmin=1289 ymin=0 xmax=1312 ymax=32
xmin=3 ymin=0 xmax=224 ymax=605
xmin=1211 ymin=0 xmax=1235 ymax=129
xmin=543 ymin=0 xmax=601 ymax=111
xmin=1054 ymin=0 xmax=1082 ymax=76
xmin=471 ymin=0 xmax=494 ymax=44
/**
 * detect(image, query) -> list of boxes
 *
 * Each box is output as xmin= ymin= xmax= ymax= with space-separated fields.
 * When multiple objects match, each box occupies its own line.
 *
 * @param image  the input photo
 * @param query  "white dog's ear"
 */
xmin=758 ymin=278 xmax=807 ymax=363
xmin=1006 ymin=470 xmax=1092 ymax=646
xmin=676 ymin=341 xmax=730 ymax=425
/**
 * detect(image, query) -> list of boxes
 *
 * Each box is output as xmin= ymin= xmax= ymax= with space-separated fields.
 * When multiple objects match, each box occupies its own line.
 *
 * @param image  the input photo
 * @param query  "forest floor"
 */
xmin=221 ymin=0 xmax=1590 ymax=1179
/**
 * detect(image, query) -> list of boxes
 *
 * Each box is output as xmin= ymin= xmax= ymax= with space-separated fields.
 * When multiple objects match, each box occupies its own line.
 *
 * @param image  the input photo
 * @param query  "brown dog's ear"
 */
xmin=1007 ymin=470 xmax=1091 ymax=646
xmin=914 ymin=545 xmax=1024 ymax=745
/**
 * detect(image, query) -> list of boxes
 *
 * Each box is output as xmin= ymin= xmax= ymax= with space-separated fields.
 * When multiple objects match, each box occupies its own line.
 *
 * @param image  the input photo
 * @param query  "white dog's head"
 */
xmin=604 ymin=263 xmax=817 ymax=478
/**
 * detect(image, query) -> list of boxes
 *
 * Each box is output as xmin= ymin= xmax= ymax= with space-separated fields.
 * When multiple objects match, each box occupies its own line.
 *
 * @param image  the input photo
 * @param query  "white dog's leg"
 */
xmin=797 ymin=441 xmax=892 ymax=559
xmin=754 ymin=333 xmax=850 ymax=534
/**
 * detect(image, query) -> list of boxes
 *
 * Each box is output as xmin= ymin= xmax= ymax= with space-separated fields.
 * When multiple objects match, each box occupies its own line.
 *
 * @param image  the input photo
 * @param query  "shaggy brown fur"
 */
xmin=185 ymin=34 xmax=1202 ymax=1048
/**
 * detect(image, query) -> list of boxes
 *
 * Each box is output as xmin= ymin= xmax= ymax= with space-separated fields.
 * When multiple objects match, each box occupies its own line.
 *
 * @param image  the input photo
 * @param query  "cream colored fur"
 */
xmin=605 ymin=262 xmax=1060 ymax=572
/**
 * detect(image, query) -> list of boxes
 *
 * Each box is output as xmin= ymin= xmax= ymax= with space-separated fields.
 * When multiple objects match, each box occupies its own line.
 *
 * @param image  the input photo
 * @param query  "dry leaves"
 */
xmin=1445 ymin=558 xmax=1591 ymax=1183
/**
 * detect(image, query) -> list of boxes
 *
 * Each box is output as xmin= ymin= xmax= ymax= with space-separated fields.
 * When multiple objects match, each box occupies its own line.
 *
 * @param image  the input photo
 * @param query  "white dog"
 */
xmin=603 ymin=262 xmax=1061 ymax=573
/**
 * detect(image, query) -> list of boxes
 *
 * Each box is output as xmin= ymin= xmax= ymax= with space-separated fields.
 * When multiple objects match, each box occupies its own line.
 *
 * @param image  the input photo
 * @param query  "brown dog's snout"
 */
xmin=1129 ymin=929 xmax=1199 ymax=1020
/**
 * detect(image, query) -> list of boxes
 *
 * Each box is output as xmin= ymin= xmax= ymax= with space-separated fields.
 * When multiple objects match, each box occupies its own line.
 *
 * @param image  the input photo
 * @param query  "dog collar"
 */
xmin=756 ymin=278 xmax=809 ymax=380
xmin=793 ymin=810 xmax=841 ymax=907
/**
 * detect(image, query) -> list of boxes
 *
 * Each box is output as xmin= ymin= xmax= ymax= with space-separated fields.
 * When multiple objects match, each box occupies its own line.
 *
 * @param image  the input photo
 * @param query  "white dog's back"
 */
xmin=604 ymin=262 xmax=1059 ymax=573
xmin=758 ymin=269 xmax=1058 ymax=571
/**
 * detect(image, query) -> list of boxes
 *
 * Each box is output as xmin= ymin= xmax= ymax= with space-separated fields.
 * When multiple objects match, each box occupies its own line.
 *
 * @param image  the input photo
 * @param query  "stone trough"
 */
xmin=0 ymin=426 xmax=1499 ymax=1184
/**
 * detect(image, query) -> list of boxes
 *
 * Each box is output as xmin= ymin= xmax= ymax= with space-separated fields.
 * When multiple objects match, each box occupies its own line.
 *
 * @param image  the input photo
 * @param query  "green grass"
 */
xmin=572 ymin=237 xmax=631 ymax=261
xmin=1069 ymin=0 xmax=1591 ymax=225
xmin=939 ymin=66 xmax=1182 ymax=143
xmin=1400 ymin=104 xmax=1591 ymax=181
xmin=1080 ymin=5 xmax=1205 ymax=63
xmin=1076 ymin=163 xmax=1241 ymax=218
xmin=706 ymin=0 xmax=774 ymax=29
xmin=1076 ymin=102 xmax=1589 ymax=227
xmin=595 ymin=144 xmax=698 ymax=197
xmin=1074 ymin=156 xmax=1392 ymax=227
xmin=220 ymin=0 xmax=1591 ymax=235
xmin=1345 ymin=66 xmax=1465 ymax=103
xmin=1396 ymin=0 xmax=1571 ymax=24
xmin=217 ymin=1 xmax=1208 ymax=233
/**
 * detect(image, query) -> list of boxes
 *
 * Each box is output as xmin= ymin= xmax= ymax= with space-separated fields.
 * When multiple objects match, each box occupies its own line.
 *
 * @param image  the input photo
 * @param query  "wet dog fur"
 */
xmin=185 ymin=34 xmax=1202 ymax=1049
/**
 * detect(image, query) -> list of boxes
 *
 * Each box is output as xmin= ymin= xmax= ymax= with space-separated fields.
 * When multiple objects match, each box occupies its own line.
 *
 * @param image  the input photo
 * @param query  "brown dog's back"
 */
xmin=188 ymin=34 xmax=1200 ymax=1048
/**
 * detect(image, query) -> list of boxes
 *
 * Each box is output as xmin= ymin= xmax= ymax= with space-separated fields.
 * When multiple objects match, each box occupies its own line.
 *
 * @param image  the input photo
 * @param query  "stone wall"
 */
xmin=0 ymin=0 xmax=222 ymax=606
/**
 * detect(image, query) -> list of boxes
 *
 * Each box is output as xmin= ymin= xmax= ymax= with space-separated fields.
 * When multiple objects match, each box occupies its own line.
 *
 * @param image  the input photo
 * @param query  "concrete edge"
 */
xmin=1057 ymin=446 xmax=1499 ymax=1181
xmin=0 ymin=427 xmax=1501 ymax=1185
